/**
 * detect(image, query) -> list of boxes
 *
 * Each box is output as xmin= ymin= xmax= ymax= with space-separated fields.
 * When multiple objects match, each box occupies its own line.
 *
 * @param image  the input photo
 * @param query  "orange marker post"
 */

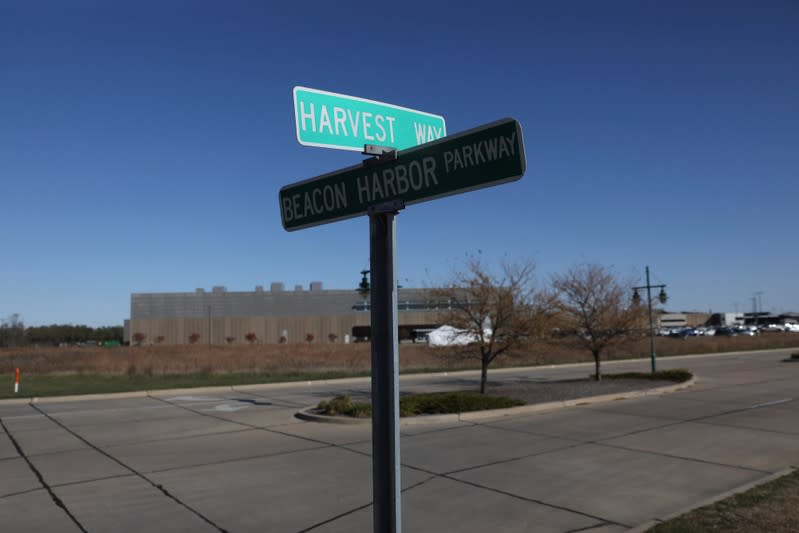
xmin=14 ymin=368 xmax=20 ymax=394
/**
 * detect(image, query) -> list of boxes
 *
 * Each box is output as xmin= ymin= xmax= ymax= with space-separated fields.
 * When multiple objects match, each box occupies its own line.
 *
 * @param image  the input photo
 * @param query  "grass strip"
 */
xmin=0 ymin=371 xmax=372 ymax=400
xmin=647 ymin=468 xmax=799 ymax=532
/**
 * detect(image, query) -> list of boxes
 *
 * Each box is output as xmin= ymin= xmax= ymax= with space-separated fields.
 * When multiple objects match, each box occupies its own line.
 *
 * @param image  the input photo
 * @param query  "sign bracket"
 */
xmin=368 ymin=199 xmax=405 ymax=215
xmin=363 ymin=144 xmax=398 ymax=167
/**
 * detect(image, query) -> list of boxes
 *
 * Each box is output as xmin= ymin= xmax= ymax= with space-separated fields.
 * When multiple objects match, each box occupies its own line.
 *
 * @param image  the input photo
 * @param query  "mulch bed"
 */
xmin=484 ymin=378 xmax=676 ymax=405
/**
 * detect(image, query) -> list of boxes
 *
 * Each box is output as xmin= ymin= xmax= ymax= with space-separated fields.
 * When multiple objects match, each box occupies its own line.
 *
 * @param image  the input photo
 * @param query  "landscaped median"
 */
xmin=297 ymin=369 xmax=695 ymax=424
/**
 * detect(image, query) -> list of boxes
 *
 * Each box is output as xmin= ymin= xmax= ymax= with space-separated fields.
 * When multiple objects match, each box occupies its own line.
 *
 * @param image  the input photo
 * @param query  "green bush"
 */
xmin=316 ymin=391 xmax=524 ymax=418
xmin=316 ymin=394 xmax=372 ymax=418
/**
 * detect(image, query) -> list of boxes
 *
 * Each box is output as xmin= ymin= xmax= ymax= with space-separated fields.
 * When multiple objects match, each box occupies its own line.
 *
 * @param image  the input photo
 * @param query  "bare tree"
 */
xmin=0 ymin=314 xmax=25 ymax=347
xmin=434 ymin=255 xmax=549 ymax=394
xmin=551 ymin=263 xmax=644 ymax=381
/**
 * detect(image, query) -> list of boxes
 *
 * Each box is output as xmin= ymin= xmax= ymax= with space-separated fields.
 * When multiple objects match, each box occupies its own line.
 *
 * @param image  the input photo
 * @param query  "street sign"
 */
xmin=293 ymin=86 xmax=447 ymax=152
xmin=280 ymin=117 xmax=526 ymax=231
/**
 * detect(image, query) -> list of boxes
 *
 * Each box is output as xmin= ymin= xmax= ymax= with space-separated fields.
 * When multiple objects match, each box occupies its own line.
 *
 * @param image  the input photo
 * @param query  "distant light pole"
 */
xmin=632 ymin=266 xmax=667 ymax=373
xmin=358 ymin=269 xmax=371 ymax=301
xmin=753 ymin=291 xmax=763 ymax=328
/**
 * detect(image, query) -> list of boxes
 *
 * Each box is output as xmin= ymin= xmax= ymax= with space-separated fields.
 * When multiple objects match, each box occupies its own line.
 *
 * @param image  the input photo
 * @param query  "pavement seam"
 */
xmin=298 ymin=475 xmax=437 ymax=532
xmin=145 ymin=444 xmax=333 ymax=475
xmin=565 ymin=522 xmax=616 ymax=533
xmin=150 ymin=395 xmax=381 ymax=465
xmin=0 ymin=486 xmax=46 ymax=500
xmin=0 ymin=418 xmax=88 ymax=532
xmin=592 ymin=441 xmax=771 ymax=474
xmin=297 ymin=500 xmax=374 ymax=532
xmin=380 ymin=457 xmax=632 ymax=528
xmin=49 ymin=472 xmax=138 ymax=489
xmin=97 ymin=427 xmax=256 ymax=450
xmin=439 ymin=472 xmax=630 ymax=528
xmin=666 ymin=395 xmax=799 ymax=428
xmin=443 ymin=440 xmax=587 ymax=476
xmin=29 ymin=404 xmax=230 ymax=533
xmin=691 ymin=418 xmax=799 ymax=437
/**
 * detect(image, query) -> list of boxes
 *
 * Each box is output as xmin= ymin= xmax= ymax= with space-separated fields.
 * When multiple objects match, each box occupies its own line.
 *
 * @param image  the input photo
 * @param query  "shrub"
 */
xmin=305 ymin=333 xmax=314 ymax=344
xmin=279 ymin=336 xmax=287 ymax=344
xmin=316 ymin=391 xmax=524 ymax=418
xmin=328 ymin=333 xmax=338 ymax=343
xmin=225 ymin=336 xmax=236 ymax=344
xmin=155 ymin=336 xmax=165 ymax=344
xmin=188 ymin=332 xmax=201 ymax=344
xmin=603 ymin=369 xmax=692 ymax=383
xmin=316 ymin=394 xmax=371 ymax=418
xmin=245 ymin=332 xmax=257 ymax=344
xmin=132 ymin=332 xmax=146 ymax=346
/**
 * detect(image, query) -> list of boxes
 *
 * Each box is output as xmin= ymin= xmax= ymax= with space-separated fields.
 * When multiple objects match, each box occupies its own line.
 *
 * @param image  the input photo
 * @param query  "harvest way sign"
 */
xmin=293 ymin=86 xmax=447 ymax=152
xmin=280 ymin=117 xmax=525 ymax=231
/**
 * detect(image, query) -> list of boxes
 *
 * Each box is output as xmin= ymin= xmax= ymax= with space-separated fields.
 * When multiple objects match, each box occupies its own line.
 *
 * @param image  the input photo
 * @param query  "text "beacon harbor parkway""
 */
xmin=280 ymin=118 xmax=526 ymax=231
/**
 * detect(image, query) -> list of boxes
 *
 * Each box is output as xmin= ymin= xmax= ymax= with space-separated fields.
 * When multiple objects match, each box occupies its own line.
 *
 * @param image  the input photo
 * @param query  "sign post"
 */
xmin=281 ymin=114 xmax=526 ymax=533
xmin=368 ymin=199 xmax=403 ymax=533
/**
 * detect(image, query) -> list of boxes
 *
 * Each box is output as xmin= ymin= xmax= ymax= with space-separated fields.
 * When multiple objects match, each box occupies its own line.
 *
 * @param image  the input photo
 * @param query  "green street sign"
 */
xmin=293 ymin=86 xmax=447 ymax=152
xmin=280 ymin=118 xmax=526 ymax=231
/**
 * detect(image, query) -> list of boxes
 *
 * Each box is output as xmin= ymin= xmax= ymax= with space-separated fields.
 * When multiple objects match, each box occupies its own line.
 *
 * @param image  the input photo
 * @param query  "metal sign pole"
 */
xmin=368 ymin=199 xmax=403 ymax=533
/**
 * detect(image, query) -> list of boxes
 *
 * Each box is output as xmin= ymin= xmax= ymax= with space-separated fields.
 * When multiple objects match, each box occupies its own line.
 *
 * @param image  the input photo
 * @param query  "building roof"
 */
xmin=131 ymin=287 xmax=435 ymax=319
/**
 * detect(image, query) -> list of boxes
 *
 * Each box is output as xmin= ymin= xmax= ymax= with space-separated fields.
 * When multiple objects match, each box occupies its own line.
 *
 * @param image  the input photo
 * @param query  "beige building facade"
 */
xmin=129 ymin=283 xmax=444 ymax=345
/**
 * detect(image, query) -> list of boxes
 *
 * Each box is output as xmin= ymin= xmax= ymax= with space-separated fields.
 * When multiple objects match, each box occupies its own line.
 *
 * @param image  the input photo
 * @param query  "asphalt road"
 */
xmin=1 ymin=348 xmax=797 ymax=532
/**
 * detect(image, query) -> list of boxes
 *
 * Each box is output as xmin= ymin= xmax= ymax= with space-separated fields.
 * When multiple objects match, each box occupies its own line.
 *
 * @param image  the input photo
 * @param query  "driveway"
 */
xmin=1 ymin=348 xmax=797 ymax=532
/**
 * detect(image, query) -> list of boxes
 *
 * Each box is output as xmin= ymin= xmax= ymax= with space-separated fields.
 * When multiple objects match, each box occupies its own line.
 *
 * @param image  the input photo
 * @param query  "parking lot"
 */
xmin=1 ymin=348 xmax=798 ymax=532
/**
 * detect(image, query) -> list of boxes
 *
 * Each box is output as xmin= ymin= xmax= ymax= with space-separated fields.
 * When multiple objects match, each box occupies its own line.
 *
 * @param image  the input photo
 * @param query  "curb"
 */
xmin=627 ymin=467 xmax=797 ymax=533
xmin=0 ymin=379 xmax=372 ymax=405
xmin=294 ymin=376 xmax=697 ymax=425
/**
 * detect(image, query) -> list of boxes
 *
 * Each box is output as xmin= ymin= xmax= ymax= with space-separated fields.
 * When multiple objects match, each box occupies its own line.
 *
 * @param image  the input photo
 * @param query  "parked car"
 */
xmin=714 ymin=327 xmax=737 ymax=336
xmin=669 ymin=327 xmax=696 ymax=338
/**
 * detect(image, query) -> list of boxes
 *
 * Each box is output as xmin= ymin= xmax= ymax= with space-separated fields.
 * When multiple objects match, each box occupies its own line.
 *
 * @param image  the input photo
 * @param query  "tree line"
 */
xmin=434 ymin=255 xmax=651 ymax=393
xmin=0 ymin=315 xmax=123 ymax=347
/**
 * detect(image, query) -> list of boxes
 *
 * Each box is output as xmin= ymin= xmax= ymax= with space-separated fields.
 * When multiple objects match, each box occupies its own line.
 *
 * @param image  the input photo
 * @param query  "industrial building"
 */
xmin=659 ymin=312 xmax=713 ymax=329
xmin=128 ymin=282 xmax=445 ymax=345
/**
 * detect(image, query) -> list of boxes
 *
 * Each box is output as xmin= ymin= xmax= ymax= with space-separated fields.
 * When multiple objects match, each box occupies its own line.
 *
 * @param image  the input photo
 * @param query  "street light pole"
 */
xmin=754 ymin=291 xmax=763 ymax=328
xmin=632 ymin=266 xmax=667 ymax=374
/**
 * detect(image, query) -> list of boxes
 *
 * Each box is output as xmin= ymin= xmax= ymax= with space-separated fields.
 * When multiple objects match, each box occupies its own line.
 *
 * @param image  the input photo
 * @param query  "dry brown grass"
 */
xmin=0 ymin=333 xmax=797 ymax=377
xmin=649 ymin=468 xmax=799 ymax=532
xmin=0 ymin=343 xmax=458 ymax=376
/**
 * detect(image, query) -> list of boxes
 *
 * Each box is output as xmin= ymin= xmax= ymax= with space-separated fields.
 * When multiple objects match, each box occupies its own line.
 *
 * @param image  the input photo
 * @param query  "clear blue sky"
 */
xmin=2 ymin=1 xmax=797 ymax=327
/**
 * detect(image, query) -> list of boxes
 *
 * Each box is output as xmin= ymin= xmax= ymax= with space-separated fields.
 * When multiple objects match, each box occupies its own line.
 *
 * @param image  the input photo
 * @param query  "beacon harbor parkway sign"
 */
xmin=280 ymin=117 xmax=526 ymax=231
